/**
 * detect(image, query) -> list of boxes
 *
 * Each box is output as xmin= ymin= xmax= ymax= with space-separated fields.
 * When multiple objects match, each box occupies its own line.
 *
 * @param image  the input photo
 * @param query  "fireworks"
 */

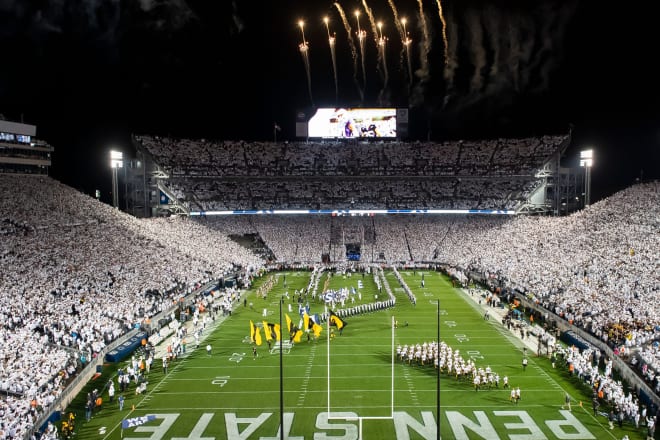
xmin=324 ymin=16 xmax=339 ymax=104
xmin=298 ymin=20 xmax=314 ymax=107
xmin=298 ymin=1 xmax=428 ymax=106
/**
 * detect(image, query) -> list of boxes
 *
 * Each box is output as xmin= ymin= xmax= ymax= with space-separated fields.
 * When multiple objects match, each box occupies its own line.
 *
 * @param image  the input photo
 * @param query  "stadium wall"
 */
xmin=104 ymin=330 xmax=149 ymax=363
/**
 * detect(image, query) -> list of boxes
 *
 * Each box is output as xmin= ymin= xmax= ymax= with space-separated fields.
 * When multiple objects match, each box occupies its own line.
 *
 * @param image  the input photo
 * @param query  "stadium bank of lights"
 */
xmin=580 ymin=149 xmax=594 ymax=206
xmin=189 ymin=209 xmax=516 ymax=216
xmin=110 ymin=150 xmax=123 ymax=208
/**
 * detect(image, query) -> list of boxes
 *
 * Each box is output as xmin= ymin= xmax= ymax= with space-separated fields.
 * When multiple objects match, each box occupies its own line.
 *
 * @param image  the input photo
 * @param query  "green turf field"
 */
xmin=68 ymin=269 xmax=647 ymax=439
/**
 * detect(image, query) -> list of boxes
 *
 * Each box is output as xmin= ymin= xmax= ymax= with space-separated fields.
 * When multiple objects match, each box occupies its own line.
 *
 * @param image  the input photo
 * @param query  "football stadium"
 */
xmin=0 ymin=114 xmax=658 ymax=440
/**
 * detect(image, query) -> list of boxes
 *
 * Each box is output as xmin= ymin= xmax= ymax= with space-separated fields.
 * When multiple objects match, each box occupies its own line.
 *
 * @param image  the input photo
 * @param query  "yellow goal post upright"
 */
xmin=325 ymin=307 xmax=395 ymax=440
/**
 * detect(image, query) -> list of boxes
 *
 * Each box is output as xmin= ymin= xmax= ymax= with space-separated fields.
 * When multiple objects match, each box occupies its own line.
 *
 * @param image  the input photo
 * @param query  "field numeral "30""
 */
xmin=455 ymin=334 xmax=470 ymax=343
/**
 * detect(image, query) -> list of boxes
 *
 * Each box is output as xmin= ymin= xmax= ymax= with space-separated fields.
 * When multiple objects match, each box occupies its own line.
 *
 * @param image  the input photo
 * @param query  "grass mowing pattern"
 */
xmin=69 ymin=269 xmax=645 ymax=439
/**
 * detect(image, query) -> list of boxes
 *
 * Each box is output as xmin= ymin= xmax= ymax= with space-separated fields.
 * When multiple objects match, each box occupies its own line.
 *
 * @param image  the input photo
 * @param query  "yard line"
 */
xmin=143 ymin=403 xmax=552 ymax=411
xmin=296 ymin=343 xmax=317 ymax=406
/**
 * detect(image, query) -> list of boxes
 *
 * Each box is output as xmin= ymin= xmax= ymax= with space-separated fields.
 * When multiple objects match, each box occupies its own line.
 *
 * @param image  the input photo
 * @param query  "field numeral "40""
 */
xmin=466 ymin=350 xmax=484 ymax=360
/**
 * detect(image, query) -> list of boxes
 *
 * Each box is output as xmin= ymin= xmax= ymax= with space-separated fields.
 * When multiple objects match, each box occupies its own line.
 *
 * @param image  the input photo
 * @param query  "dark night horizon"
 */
xmin=1 ymin=0 xmax=658 ymax=203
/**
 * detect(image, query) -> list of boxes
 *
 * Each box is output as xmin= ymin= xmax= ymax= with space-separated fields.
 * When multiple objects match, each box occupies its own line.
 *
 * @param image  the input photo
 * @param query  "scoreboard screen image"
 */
xmin=307 ymin=108 xmax=397 ymax=139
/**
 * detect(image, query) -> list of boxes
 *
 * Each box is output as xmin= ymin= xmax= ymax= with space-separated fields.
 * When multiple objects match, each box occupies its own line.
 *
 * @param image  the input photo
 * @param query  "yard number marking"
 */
xmin=466 ymin=350 xmax=484 ymax=360
xmin=229 ymin=353 xmax=245 ymax=363
xmin=212 ymin=376 xmax=230 ymax=387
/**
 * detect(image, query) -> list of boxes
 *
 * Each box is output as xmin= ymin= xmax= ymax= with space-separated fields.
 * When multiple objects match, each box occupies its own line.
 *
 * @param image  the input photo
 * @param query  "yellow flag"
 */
xmin=293 ymin=328 xmax=303 ymax=343
xmin=312 ymin=322 xmax=323 ymax=338
xmin=304 ymin=312 xmax=323 ymax=338
xmin=263 ymin=321 xmax=273 ymax=341
xmin=263 ymin=322 xmax=281 ymax=341
xmin=329 ymin=310 xmax=346 ymax=330
xmin=255 ymin=326 xmax=263 ymax=346
xmin=274 ymin=323 xmax=281 ymax=341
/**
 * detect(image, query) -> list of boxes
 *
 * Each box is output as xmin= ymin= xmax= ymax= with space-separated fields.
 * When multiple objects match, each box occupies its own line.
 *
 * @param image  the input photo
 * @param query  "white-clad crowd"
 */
xmin=558 ymin=344 xmax=652 ymax=429
xmin=135 ymin=134 xmax=565 ymax=211
xmin=1 ymin=171 xmax=658 ymax=439
xmin=0 ymin=174 xmax=262 ymax=439
xmin=167 ymin=177 xmax=535 ymax=211
xmin=433 ymin=182 xmax=659 ymax=348
xmin=136 ymin=135 xmax=564 ymax=179
xmin=201 ymin=181 xmax=659 ymax=391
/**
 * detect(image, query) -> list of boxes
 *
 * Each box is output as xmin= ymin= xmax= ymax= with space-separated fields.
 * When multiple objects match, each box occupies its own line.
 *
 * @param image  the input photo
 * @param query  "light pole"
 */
xmin=579 ymin=149 xmax=593 ymax=207
xmin=110 ymin=150 xmax=123 ymax=209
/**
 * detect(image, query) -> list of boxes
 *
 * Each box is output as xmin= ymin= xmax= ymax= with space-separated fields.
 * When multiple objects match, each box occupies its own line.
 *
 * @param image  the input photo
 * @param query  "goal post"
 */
xmin=325 ymin=307 xmax=395 ymax=438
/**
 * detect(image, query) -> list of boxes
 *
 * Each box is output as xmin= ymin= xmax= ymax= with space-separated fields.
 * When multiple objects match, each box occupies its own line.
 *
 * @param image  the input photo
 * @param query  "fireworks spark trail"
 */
xmin=324 ymin=16 xmax=339 ymax=105
xmin=441 ymin=8 xmax=494 ymax=114
xmin=361 ymin=0 xmax=379 ymax=47
xmin=479 ymin=8 xmax=526 ymax=98
xmin=360 ymin=0 xmax=378 ymax=43
xmin=442 ymin=9 xmax=459 ymax=109
xmin=387 ymin=1 xmax=408 ymax=92
xmin=416 ymin=0 xmax=431 ymax=76
xmin=298 ymin=20 xmax=314 ymax=107
xmin=355 ymin=9 xmax=368 ymax=104
xmin=435 ymin=0 xmax=449 ymax=65
xmin=387 ymin=0 xmax=405 ymax=41
xmin=527 ymin=1 xmax=576 ymax=94
xmin=334 ymin=2 xmax=363 ymax=103
xmin=484 ymin=6 xmax=503 ymax=94
xmin=361 ymin=0 xmax=383 ymax=87
xmin=377 ymin=21 xmax=389 ymax=105
xmin=410 ymin=0 xmax=431 ymax=107
xmin=466 ymin=8 xmax=486 ymax=94
xmin=506 ymin=11 xmax=524 ymax=93
xmin=402 ymin=17 xmax=413 ymax=87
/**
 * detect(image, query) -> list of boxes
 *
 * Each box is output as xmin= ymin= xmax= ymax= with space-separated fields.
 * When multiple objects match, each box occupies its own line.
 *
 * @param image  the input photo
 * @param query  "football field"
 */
xmin=71 ymin=269 xmax=645 ymax=439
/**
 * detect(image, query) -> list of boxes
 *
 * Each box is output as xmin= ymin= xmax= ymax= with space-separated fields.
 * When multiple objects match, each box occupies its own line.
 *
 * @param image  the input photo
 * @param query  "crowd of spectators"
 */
xmin=168 ymin=176 xmax=534 ymax=211
xmin=135 ymin=134 xmax=565 ymax=211
xmin=136 ymin=135 xmax=564 ymax=178
xmin=555 ymin=343 xmax=656 ymax=431
xmin=199 ymin=181 xmax=659 ymax=395
xmin=1 ymin=168 xmax=657 ymax=438
xmin=0 ymin=174 xmax=262 ymax=439
xmin=433 ymin=182 xmax=659 ymax=350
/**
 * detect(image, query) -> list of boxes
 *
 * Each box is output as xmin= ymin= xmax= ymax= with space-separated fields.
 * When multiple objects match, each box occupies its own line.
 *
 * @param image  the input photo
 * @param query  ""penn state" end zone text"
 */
xmin=122 ymin=410 xmax=596 ymax=440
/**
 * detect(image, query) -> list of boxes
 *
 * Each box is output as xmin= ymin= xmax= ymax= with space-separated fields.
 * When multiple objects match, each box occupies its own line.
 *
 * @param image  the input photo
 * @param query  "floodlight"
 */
xmin=579 ymin=149 xmax=594 ymax=206
xmin=110 ymin=150 xmax=123 ymax=168
xmin=580 ymin=149 xmax=593 ymax=167
xmin=110 ymin=150 xmax=123 ymax=208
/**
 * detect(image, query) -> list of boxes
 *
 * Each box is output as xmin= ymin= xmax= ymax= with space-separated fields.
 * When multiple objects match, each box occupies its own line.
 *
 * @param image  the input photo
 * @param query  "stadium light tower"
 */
xmin=110 ymin=150 xmax=123 ymax=208
xmin=579 ymin=149 xmax=593 ymax=207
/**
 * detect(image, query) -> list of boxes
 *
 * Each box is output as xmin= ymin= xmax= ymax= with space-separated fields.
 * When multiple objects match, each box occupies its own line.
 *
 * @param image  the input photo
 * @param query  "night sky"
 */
xmin=1 ymin=0 xmax=658 ymax=204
